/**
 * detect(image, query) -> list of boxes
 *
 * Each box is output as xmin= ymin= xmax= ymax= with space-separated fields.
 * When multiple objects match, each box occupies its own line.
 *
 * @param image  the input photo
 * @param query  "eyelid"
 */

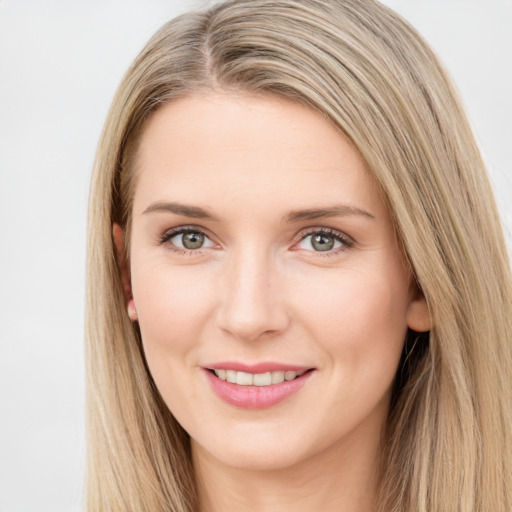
xmin=292 ymin=226 xmax=355 ymax=253
xmin=159 ymin=225 xmax=218 ymax=251
xmin=157 ymin=224 xmax=355 ymax=255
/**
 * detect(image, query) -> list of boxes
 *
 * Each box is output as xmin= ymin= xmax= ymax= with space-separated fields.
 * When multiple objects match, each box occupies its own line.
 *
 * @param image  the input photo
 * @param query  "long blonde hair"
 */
xmin=86 ymin=1 xmax=512 ymax=510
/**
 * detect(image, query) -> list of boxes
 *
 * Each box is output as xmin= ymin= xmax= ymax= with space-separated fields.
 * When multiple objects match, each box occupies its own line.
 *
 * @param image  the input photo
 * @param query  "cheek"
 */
xmin=291 ymin=265 xmax=410 ymax=368
xmin=131 ymin=259 xmax=216 ymax=359
xmin=130 ymin=259 xmax=218 ymax=420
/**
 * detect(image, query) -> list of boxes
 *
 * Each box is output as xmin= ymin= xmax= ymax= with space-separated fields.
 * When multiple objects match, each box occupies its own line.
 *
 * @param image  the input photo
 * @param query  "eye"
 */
xmin=295 ymin=229 xmax=353 ymax=253
xmin=161 ymin=228 xmax=216 ymax=251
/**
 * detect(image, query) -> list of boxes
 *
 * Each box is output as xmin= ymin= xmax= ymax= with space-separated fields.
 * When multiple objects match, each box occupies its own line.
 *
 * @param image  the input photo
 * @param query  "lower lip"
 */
xmin=204 ymin=369 xmax=314 ymax=409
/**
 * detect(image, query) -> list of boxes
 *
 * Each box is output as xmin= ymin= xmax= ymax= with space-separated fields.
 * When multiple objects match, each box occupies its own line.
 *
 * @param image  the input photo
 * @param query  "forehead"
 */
xmin=133 ymin=93 xmax=386 ymax=219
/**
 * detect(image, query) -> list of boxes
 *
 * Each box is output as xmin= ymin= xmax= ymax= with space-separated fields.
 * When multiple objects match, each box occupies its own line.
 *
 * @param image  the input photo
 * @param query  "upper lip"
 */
xmin=205 ymin=361 xmax=313 ymax=373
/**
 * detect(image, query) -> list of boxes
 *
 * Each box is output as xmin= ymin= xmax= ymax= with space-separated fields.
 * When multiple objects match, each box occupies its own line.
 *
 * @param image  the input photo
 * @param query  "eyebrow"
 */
xmin=142 ymin=201 xmax=374 ymax=223
xmin=142 ymin=201 xmax=218 ymax=220
xmin=285 ymin=205 xmax=375 ymax=223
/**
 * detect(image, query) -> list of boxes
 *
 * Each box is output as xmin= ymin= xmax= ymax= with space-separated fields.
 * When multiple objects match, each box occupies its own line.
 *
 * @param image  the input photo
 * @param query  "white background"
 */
xmin=0 ymin=1 xmax=510 ymax=511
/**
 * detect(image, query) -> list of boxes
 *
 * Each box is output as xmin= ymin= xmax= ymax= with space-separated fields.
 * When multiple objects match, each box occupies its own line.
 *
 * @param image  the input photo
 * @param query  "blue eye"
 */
xmin=296 ymin=230 xmax=352 ymax=253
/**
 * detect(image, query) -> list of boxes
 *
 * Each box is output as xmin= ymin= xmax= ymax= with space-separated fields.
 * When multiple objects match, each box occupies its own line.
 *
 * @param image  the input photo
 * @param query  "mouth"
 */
xmin=207 ymin=368 xmax=312 ymax=386
xmin=203 ymin=364 xmax=316 ymax=409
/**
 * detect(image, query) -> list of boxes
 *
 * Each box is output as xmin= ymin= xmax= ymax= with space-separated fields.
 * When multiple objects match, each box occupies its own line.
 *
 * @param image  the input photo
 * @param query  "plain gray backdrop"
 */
xmin=0 ymin=1 xmax=510 ymax=511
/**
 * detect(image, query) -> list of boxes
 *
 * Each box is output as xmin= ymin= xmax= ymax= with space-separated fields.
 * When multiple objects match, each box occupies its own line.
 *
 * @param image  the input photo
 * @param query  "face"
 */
xmin=124 ymin=93 xmax=429 ymax=472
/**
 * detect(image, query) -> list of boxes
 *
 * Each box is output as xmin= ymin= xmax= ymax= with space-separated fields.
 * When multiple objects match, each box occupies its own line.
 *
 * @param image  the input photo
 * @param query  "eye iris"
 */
xmin=311 ymin=234 xmax=335 ymax=251
xmin=182 ymin=232 xmax=204 ymax=249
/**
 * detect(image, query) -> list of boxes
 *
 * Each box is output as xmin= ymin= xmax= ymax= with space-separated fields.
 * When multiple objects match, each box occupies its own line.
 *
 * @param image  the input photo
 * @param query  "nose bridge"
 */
xmin=217 ymin=244 xmax=287 ymax=341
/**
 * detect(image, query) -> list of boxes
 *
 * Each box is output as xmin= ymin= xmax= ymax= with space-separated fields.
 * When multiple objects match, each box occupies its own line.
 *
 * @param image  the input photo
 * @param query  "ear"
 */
xmin=113 ymin=223 xmax=138 ymax=321
xmin=406 ymin=287 xmax=431 ymax=333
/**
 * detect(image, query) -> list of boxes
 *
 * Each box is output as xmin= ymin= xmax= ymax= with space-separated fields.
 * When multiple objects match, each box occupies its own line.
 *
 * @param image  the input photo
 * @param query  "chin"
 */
xmin=202 ymin=442 xmax=308 ymax=472
xmin=190 ymin=420 xmax=328 ymax=473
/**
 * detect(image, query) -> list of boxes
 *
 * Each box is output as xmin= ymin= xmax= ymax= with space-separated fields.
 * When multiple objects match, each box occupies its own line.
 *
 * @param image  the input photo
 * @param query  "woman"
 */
xmin=86 ymin=1 xmax=512 ymax=510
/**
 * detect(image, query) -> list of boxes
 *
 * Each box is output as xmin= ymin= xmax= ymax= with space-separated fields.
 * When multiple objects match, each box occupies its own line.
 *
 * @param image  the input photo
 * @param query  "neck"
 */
xmin=192 ymin=421 xmax=383 ymax=512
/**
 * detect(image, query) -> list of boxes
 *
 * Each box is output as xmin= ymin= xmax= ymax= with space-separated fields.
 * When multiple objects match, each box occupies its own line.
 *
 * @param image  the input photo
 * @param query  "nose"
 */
xmin=216 ymin=247 xmax=290 ymax=342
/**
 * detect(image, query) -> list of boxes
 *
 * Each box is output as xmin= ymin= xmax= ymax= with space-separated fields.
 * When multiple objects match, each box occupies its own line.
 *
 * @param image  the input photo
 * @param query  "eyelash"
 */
xmin=159 ymin=225 xmax=214 ymax=255
xmin=295 ymin=228 xmax=355 ymax=256
xmin=158 ymin=225 xmax=355 ymax=255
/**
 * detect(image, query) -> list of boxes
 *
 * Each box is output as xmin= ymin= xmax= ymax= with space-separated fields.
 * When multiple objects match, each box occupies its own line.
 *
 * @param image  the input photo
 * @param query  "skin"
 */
xmin=115 ymin=92 xmax=430 ymax=512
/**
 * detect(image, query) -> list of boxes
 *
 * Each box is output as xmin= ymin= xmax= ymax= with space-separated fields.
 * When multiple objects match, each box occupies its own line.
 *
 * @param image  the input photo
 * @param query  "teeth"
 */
xmin=271 ymin=370 xmax=284 ymax=384
xmin=253 ymin=372 xmax=272 ymax=386
xmin=236 ymin=371 xmax=253 ymax=386
xmin=215 ymin=369 xmax=226 ymax=380
xmin=213 ymin=369 xmax=306 ymax=386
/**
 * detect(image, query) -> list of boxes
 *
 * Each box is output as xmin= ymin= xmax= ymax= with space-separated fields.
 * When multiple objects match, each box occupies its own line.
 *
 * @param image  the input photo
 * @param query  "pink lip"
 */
xmin=206 ymin=361 xmax=311 ymax=373
xmin=203 ymin=366 xmax=315 ymax=410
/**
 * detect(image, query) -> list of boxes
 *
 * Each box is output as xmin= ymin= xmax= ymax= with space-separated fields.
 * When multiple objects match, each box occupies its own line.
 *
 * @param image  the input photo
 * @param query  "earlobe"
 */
xmin=113 ymin=223 xmax=137 ymax=321
xmin=406 ymin=294 xmax=431 ymax=333
xmin=127 ymin=298 xmax=138 ymax=321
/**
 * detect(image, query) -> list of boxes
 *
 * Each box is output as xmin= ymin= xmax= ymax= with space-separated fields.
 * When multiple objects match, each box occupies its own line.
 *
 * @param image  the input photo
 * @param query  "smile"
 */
xmin=204 ymin=365 xmax=315 ymax=409
xmin=212 ymin=369 xmax=308 ymax=386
